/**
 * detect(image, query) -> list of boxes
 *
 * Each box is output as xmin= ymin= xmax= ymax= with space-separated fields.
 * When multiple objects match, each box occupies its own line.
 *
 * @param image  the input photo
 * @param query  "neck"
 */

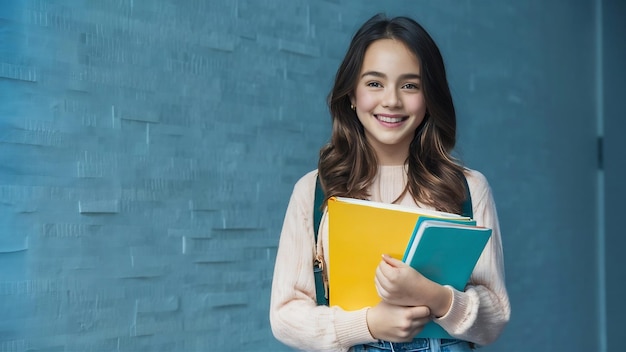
xmin=370 ymin=143 xmax=409 ymax=166
xmin=366 ymin=135 xmax=411 ymax=166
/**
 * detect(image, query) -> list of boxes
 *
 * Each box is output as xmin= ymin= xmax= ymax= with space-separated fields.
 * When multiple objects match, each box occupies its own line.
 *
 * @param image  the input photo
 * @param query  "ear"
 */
xmin=349 ymin=95 xmax=356 ymax=107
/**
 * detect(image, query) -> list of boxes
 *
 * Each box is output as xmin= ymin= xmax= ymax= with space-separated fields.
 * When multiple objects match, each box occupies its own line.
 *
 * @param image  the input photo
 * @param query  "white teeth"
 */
xmin=377 ymin=115 xmax=404 ymax=123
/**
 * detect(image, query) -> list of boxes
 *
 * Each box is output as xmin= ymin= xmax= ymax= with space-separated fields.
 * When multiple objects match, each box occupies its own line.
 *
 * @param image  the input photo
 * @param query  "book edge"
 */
xmin=332 ymin=196 xmax=467 ymax=219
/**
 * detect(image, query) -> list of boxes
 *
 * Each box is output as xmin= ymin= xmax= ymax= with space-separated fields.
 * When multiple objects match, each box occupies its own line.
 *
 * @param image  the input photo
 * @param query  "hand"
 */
xmin=366 ymin=301 xmax=431 ymax=342
xmin=375 ymin=254 xmax=452 ymax=317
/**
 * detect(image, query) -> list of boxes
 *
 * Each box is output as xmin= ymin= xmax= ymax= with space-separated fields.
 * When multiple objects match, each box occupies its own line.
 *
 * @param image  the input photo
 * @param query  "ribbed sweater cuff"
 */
xmin=433 ymin=286 xmax=476 ymax=334
xmin=334 ymin=307 xmax=377 ymax=348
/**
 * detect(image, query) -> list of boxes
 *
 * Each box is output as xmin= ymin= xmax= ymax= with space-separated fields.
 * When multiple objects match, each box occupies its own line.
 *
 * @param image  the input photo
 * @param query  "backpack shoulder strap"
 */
xmin=461 ymin=174 xmax=473 ymax=219
xmin=313 ymin=175 xmax=328 ymax=305
xmin=313 ymin=175 xmax=324 ymax=243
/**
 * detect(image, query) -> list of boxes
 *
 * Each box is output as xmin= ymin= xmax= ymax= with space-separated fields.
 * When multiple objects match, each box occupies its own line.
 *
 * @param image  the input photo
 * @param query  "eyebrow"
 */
xmin=361 ymin=71 xmax=421 ymax=80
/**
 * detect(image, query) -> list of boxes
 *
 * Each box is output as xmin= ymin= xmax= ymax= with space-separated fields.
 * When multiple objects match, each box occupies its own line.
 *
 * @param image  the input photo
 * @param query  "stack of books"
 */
xmin=327 ymin=196 xmax=492 ymax=338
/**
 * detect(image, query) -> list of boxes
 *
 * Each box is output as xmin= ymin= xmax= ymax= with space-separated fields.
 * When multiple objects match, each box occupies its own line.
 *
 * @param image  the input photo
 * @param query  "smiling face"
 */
xmin=351 ymin=38 xmax=427 ymax=165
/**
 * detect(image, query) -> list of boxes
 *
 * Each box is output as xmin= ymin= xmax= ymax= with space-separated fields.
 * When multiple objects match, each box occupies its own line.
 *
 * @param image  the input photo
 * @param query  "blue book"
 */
xmin=403 ymin=216 xmax=476 ymax=262
xmin=402 ymin=219 xmax=492 ymax=339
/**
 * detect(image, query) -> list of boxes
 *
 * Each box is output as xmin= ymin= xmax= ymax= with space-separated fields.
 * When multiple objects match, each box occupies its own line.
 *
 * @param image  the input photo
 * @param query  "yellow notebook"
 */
xmin=327 ymin=196 xmax=470 ymax=311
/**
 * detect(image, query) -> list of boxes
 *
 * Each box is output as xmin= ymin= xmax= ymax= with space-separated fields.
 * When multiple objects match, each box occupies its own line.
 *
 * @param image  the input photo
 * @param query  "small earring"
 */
xmin=350 ymin=104 xmax=355 ymax=111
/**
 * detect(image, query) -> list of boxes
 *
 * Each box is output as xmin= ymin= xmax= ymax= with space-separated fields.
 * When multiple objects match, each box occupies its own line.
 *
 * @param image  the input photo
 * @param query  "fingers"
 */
xmin=410 ymin=305 xmax=431 ymax=319
xmin=376 ymin=255 xmax=427 ymax=306
xmin=374 ymin=274 xmax=393 ymax=302
xmin=376 ymin=257 xmax=412 ymax=303
xmin=374 ymin=275 xmax=384 ymax=298
xmin=381 ymin=254 xmax=405 ymax=267
xmin=367 ymin=302 xmax=432 ymax=342
xmin=376 ymin=256 xmax=398 ymax=284
xmin=379 ymin=254 xmax=413 ymax=280
xmin=375 ymin=263 xmax=395 ymax=301
xmin=391 ymin=305 xmax=432 ymax=342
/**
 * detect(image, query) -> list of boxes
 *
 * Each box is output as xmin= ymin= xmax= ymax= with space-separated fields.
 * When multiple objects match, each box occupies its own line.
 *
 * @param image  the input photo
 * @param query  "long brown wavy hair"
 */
xmin=318 ymin=14 xmax=468 ymax=214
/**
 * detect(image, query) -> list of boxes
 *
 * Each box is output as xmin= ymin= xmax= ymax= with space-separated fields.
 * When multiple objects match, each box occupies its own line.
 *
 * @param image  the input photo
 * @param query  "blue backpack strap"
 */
xmin=313 ymin=175 xmax=328 ymax=305
xmin=461 ymin=174 xmax=473 ymax=219
xmin=313 ymin=176 xmax=324 ymax=239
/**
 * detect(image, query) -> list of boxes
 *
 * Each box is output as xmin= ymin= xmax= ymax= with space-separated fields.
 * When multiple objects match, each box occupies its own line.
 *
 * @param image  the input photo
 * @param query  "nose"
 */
xmin=382 ymin=88 xmax=401 ymax=108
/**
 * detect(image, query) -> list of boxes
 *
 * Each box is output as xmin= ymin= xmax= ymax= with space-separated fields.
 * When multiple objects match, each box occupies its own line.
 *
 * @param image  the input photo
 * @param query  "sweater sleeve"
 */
xmin=269 ymin=171 xmax=376 ymax=351
xmin=432 ymin=170 xmax=511 ymax=345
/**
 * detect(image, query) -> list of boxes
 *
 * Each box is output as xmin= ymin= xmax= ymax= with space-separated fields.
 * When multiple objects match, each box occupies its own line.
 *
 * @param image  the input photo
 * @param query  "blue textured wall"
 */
xmin=0 ymin=1 xmax=332 ymax=350
xmin=0 ymin=1 xmax=620 ymax=351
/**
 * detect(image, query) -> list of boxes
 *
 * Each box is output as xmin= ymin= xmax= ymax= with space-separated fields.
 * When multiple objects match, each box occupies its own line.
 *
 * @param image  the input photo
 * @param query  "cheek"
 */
xmin=405 ymin=95 xmax=427 ymax=116
xmin=354 ymin=89 xmax=378 ymax=111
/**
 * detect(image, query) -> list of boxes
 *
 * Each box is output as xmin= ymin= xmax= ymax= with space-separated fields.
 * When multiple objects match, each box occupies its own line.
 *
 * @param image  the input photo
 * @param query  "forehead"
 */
xmin=361 ymin=39 xmax=421 ymax=73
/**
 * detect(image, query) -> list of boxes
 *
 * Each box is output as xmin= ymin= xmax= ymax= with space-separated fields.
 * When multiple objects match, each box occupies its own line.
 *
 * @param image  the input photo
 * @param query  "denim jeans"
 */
xmin=351 ymin=338 xmax=473 ymax=352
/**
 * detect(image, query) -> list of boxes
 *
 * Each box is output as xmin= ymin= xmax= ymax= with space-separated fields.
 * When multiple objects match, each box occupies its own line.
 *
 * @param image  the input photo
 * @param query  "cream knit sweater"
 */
xmin=270 ymin=166 xmax=510 ymax=351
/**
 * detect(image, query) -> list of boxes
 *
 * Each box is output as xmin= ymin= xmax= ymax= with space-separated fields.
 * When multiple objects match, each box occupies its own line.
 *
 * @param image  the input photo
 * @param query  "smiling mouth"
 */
xmin=375 ymin=115 xmax=408 ymax=123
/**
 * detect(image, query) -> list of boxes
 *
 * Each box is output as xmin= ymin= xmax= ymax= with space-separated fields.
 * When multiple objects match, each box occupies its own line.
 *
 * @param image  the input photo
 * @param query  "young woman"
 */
xmin=270 ymin=14 xmax=510 ymax=352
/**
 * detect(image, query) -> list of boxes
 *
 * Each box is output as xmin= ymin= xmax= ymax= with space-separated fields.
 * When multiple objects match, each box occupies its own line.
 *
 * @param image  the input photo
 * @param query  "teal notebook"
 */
xmin=402 ymin=218 xmax=492 ymax=339
xmin=404 ymin=216 xmax=476 ymax=260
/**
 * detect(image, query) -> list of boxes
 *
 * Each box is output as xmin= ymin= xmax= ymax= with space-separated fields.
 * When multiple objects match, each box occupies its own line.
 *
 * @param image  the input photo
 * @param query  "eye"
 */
xmin=402 ymin=83 xmax=420 ymax=90
xmin=366 ymin=81 xmax=382 ymax=88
